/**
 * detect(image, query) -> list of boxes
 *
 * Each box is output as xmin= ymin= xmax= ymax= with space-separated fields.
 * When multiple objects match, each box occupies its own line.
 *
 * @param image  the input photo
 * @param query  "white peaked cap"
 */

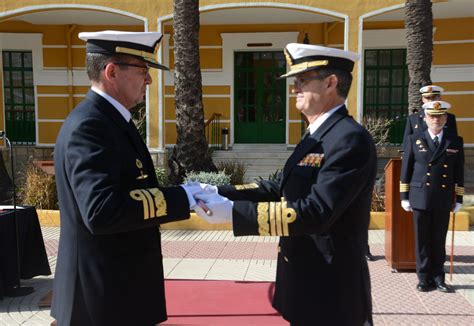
xmin=280 ymin=43 xmax=360 ymax=78
xmin=423 ymin=100 xmax=451 ymax=115
xmin=78 ymin=30 xmax=168 ymax=70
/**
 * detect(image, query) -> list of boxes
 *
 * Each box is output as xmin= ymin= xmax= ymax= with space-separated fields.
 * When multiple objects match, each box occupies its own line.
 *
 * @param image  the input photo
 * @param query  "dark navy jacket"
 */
xmin=400 ymin=130 xmax=464 ymax=210
xmin=52 ymin=90 xmax=190 ymax=326
xmin=219 ymin=106 xmax=376 ymax=325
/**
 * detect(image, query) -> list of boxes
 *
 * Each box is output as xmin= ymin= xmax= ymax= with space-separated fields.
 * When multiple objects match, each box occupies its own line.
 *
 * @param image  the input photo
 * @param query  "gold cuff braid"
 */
xmin=130 ymin=188 xmax=167 ymax=220
xmin=257 ymin=198 xmax=297 ymax=236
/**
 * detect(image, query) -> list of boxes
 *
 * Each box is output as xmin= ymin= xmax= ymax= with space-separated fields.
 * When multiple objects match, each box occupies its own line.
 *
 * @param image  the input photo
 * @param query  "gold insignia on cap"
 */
xmin=130 ymin=188 xmax=167 ymax=220
xmin=136 ymin=159 xmax=143 ymax=169
xmin=433 ymin=102 xmax=441 ymax=110
xmin=284 ymin=48 xmax=293 ymax=67
xmin=427 ymin=86 xmax=432 ymax=93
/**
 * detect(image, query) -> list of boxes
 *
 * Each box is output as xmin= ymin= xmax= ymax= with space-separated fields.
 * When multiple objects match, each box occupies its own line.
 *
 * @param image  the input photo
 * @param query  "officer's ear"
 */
xmin=325 ymin=74 xmax=338 ymax=92
xmin=103 ymin=62 xmax=117 ymax=81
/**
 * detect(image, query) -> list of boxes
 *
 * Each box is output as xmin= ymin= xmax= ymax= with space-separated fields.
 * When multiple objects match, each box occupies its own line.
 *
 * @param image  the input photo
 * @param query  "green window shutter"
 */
xmin=364 ymin=49 xmax=409 ymax=144
xmin=2 ymin=51 xmax=36 ymax=145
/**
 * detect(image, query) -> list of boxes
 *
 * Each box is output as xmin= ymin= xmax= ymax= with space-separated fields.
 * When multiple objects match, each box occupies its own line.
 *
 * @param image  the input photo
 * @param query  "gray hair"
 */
xmin=86 ymin=53 xmax=134 ymax=82
xmin=314 ymin=67 xmax=353 ymax=99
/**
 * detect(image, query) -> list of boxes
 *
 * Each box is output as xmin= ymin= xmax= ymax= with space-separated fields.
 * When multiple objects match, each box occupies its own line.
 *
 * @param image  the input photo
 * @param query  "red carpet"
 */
xmin=164 ymin=280 xmax=287 ymax=325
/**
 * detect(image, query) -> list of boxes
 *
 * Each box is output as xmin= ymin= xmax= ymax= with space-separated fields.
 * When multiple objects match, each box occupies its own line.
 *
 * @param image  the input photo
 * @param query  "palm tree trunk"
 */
xmin=168 ymin=0 xmax=216 ymax=184
xmin=405 ymin=0 xmax=433 ymax=114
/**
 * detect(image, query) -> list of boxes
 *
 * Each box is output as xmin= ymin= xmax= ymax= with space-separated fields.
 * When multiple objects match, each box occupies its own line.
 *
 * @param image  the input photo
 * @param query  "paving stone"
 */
xmin=1 ymin=228 xmax=472 ymax=325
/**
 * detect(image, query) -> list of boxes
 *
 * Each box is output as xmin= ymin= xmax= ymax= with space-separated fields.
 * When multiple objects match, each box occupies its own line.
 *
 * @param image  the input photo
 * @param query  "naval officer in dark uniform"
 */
xmin=194 ymin=43 xmax=376 ymax=325
xmin=400 ymin=100 xmax=464 ymax=293
xmin=52 ymin=31 xmax=201 ymax=326
xmin=402 ymin=85 xmax=458 ymax=144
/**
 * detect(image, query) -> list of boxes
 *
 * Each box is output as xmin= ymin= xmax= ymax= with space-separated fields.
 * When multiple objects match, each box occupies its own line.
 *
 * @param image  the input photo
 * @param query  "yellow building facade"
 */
xmin=0 ymin=0 xmax=472 ymax=155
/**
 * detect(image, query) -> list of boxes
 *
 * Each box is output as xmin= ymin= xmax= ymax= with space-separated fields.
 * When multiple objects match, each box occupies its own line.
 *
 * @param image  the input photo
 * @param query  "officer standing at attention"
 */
xmin=195 ymin=43 xmax=377 ymax=325
xmin=400 ymin=100 xmax=464 ymax=293
xmin=52 ymin=31 xmax=201 ymax=326
xmin=402 ymin=85 xmax=458 ymax=144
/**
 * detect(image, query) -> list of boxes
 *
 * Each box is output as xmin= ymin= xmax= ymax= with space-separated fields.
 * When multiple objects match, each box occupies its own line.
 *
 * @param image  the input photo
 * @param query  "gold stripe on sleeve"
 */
xmin=400 ymin=182 xmax=410 ymax=192
xmin=235 ymin=183 xmax=259 ymax=190
xmin=274 ymin=201 xmax=283 ymax=236
xmin=275 ymin=202 xmax=282 ymax=237
xmin=281 ymin=198 xmax=297 ymax=236
xmin=130 ymin=189 xmax=150 ymax=220
xmin=130 ymin=188 xmax=168 ymax=220
xmin=149 ymin=188 xmax=167 ymax=217
xmin=455 ymin=185 xmax=464 ymax=196
xmin=142 ymin=189 xmax=155 ymax=218
xmin=269 ymin=201 xmax=277 ymax=236
xmin=257 ymin=202 xmax=270 ymax=236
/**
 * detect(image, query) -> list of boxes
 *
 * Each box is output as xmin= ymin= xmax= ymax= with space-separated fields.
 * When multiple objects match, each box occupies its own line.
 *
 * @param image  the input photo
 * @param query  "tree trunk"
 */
xmin=0 ymin=149 xmax=13 ymax=204
xmin=405 ymin=0 xmax=433 ymax=114
xmin=168 ymin=0 xmax=216 ymax=184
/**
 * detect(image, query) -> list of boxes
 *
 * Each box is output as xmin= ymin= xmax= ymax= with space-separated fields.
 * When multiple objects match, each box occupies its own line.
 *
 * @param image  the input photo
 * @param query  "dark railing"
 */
xmin=205 ymin=113 xmax=222 ymax=149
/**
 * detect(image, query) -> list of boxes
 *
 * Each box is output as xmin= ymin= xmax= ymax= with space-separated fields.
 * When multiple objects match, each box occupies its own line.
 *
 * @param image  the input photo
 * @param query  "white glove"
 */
xmin=194 ymin=193 xmax=233 ymax=224
xmin=180 ymin=184 xmax=202 ymax=209
xmin=453 ymin=202 xmax=462 ymax=213
xmin=180 ymin=182 xmax=219 ymax=210
xmin=196 ymin=182 xmax=218 ymax=195
xmin=401 ymin=200 xmax=412 ymax=212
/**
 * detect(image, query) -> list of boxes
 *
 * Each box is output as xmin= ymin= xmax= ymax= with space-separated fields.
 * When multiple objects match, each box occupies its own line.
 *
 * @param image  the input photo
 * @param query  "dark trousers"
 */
xmin=69 ymin=277 xmax=94 ymax=326
xmin=412 ymin=208 xmax=451 ymax=283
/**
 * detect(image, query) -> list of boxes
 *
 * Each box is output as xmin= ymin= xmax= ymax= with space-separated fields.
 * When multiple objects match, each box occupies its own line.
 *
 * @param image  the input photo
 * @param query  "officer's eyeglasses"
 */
xmin=293 ymin=75 xmax=326 ymax=89
xmin=111 ymin=62 xmax=150 ymax=76
xmin=422 ymin=95 xmax=440 ymax=101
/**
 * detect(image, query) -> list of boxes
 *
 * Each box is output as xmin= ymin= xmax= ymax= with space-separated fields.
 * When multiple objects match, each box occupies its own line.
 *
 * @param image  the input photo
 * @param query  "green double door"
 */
xmin=234 ymin=51 xmax=286 ymax=143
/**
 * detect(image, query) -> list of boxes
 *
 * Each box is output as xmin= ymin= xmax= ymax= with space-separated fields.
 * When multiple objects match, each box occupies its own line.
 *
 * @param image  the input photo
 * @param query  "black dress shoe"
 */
xmin=435 ymin=282 xmax=454 ymax=293
xmin=416 ymin=281 xmax=435 ymax=292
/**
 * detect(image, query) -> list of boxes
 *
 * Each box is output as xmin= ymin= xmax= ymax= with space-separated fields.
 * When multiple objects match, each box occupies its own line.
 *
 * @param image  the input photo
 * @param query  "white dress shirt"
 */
xmin=427 ymin=129 xmax=443 ymax=144
xmin=308 ymin=104 xmax=344 ymax=135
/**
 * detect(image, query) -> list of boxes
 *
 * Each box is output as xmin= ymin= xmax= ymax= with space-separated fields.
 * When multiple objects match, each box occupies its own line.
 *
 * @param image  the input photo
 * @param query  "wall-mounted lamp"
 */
xmin=303 ymin=33 xmax=310 ymax=44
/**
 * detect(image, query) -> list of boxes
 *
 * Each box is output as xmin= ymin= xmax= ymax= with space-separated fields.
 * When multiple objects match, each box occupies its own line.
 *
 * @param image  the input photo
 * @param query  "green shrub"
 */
xmin=362 ymin=114 xmax=392 ymax=146
xmin=217 ymin=161 xmax=247 ymax=185
xmin=155 ymin=167 xmax=171 ymax=187
xmin=257 ymin=168 xmax=281 ymax=182
xmin=371 ymin=175 xmax=385 ymax=212
xmin=184 ymin=171 xmax=231 ymax=186
xmin=19 ymin=164 xmax=58 ymax=210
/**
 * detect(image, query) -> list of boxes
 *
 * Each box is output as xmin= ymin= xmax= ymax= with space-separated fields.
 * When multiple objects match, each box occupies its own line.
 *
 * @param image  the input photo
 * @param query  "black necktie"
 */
xmin=433 ymin=136 xmax=439 ymax=148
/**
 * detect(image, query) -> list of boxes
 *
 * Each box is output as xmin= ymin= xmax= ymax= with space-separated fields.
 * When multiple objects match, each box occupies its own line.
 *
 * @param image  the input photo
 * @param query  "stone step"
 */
xmin=231 ymin=144 xmax=289 ymax=151
xmin=212 ymin=145 xmax=289 ymax=183
xmin=214 ymin=157 xmax=288 ymax=166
